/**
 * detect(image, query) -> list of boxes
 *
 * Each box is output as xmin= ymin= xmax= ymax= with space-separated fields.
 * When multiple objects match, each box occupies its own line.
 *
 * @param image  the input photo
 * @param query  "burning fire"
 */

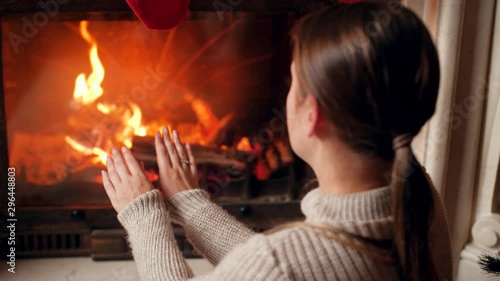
xmin=65 ymin=136 xmax=108 ymax=165
xmin=66 ymin=21 xmax=238 ymax=166
xmin=67 ymin=21 xmax=146 ymax=165
xmin=237 ymin=137 xmax=251 ymax=151
xmin=127 ymin=103 xmax=148 ymax=138
xmin=10 ymin=20 xmax=290 ymax=187
xmin=73 ymin=21 xmax=105 ymax=105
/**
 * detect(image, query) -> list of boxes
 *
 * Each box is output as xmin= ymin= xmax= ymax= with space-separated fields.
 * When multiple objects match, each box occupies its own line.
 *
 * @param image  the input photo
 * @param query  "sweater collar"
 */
xmin=300 ymin=186 xmax=393 ymax=239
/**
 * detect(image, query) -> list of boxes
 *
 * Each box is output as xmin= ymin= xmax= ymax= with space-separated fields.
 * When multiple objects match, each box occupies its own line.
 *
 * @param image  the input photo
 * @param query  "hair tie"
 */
xmin=393 ymin=134 xmax=413 ymax=150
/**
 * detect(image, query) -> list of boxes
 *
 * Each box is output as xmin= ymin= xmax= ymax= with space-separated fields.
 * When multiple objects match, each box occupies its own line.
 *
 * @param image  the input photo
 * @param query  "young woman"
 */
xmin=102 ymin=2 xmax=453 ymax=280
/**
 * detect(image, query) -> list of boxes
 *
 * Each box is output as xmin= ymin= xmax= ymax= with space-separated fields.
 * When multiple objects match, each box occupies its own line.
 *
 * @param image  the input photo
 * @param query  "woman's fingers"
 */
xmin=151 ymin=128 xmax=200 ymax=199
xmin=172 ymin=130 xmax=189 ymax=170
xmin=106 ymin=156 xmax=122 ymax=185
xmin=102 ymin=147 xmax=156 ymax=213
xmin=120 ymin=146 xmax=143 ymax=175
xmin=112 ymin=148 xmax=131 ymax=179
xmin=101 ymin=170 xmax=115 ymax=197
xmin=155 ymin=131 xmax=172 ymax=170
xmin=186 ymin=143 xmax=197 ymax=176
xmin=163 ymin=127 xmax=181 ymax=168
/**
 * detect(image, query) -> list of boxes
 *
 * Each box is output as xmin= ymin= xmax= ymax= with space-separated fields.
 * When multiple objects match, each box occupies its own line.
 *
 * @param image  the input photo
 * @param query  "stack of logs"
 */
xmin=131 ymin=133 xmax=294 ymax=181
xmin=132 ymin=136 xmax=249 ymax=172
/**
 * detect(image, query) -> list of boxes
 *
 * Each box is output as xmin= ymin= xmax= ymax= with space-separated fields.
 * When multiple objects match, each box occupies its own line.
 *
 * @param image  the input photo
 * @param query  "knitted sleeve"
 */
xmin=164 ymin=189 xmax=255 ymax=265
xmin=117 ymin=189 xmax=285 ymax=281
xmin=117 ymin=189 xmax=194 ymax=281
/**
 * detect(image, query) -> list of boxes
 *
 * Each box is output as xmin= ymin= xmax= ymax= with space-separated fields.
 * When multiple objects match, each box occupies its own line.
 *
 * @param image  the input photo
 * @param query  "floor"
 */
xmin=0 ymin=257 xmax=214 ymax=281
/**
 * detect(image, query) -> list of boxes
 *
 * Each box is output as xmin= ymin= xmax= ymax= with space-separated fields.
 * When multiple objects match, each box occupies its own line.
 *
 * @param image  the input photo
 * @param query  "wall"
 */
xmin=456 ymin=0 xmax=500 ymax=279
xmin=415 ymin=0 xmax=500 ymax=279
xmin=406 ymin=0 xmax=499 ymax=279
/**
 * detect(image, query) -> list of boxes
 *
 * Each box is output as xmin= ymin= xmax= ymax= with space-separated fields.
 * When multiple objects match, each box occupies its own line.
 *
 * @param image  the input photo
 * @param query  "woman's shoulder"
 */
xmin=256 ymin=225 xmax=399 ymax=281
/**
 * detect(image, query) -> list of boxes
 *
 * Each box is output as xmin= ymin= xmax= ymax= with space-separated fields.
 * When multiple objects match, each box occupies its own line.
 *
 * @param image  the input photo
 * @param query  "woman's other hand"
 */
xmin=156 ymin=127 xmax=199 ymax=200
xmin=102 ymin=147 xmax=155 ymax=213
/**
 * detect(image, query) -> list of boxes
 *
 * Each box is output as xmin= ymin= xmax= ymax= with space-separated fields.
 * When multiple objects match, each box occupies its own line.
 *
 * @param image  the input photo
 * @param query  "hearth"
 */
xmin=0 ymin=0 xmax=319 ymax=260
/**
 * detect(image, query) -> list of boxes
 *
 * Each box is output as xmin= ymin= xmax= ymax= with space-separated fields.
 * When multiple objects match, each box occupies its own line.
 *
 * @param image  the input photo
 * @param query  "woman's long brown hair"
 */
xmin=291 ymin=2 xmax=440 ymax=280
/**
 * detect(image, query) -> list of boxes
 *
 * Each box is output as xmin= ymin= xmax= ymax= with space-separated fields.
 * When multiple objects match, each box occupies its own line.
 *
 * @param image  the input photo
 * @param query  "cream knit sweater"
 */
xmin=117 ymin=186 xmax=453 ymax=281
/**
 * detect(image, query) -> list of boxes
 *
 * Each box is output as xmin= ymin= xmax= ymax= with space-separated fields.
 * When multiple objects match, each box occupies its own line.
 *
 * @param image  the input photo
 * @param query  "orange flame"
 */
xmin=65 ymin=136 xmax=108 ymax=165
xmin=237 ymin=137 xmax=251 ymax=151
xmin=96 ymin=102 xmax=116 ymax=114
xmin=115 ymin=103 xmax=147 ymax=149
xmin=65 ymin=20 xmax=241 ymax=168
xmin=67 ymin=21 xmax=111 ymax=165
xmin=189 ymin=95 xmax=220 ymax=129
xmin=128 ymin=103 xmax=148 ymax=137
xmin=73 ymin=21 xmax=105 ymax=105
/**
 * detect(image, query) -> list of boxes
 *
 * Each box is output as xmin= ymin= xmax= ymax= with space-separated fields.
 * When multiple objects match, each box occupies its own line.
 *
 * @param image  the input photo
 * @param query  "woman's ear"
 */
xmin=305 ymin=95 xmax=322 ymax=137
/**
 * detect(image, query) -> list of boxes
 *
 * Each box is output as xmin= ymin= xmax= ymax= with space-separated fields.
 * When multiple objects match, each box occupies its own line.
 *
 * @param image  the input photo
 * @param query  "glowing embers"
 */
xmin=236 ymin=137 xmax=251 ymax=151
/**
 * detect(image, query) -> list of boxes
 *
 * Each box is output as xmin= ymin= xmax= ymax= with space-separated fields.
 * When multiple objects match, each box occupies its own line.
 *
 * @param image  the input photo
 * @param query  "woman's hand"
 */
xmin=155 ymin=127 xmax=199 ymax=200
xmin=102 ymin=147 xmax=155 ymax=213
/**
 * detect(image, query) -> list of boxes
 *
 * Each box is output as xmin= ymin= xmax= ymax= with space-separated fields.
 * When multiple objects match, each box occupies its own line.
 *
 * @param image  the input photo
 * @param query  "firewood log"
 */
xmin=132 ymin=136 xmax=249 ymax=170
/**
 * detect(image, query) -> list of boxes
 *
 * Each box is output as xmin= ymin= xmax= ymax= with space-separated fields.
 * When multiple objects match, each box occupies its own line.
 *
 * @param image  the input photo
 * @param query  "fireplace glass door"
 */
xmin=2 ymin=12 xmax=307 ymax=210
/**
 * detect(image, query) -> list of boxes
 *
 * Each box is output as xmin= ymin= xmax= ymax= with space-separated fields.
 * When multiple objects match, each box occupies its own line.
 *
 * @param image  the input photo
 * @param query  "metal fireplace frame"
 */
xmin=0 ymin=0 xmax=321 ymax=260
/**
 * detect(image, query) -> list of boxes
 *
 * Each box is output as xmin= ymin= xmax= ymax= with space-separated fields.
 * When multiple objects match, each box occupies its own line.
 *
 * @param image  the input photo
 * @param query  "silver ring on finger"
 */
xmin=180 ymin=158 xmax=190 ymax=165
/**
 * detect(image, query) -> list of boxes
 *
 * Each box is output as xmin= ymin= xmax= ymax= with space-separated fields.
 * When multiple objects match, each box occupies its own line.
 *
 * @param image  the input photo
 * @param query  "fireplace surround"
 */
xmin=0 ymin=0 xmax=323 ymax=260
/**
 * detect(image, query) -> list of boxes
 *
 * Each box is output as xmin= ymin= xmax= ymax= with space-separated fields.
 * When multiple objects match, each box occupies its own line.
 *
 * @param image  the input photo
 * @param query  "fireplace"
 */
xmin=0 ymin=0 xmax=319 ymax=260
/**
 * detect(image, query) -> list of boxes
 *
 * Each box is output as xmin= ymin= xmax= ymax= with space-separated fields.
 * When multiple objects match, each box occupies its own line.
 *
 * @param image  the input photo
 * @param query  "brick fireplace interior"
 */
xmin=0 ymin=0 xmax=321 ymax=260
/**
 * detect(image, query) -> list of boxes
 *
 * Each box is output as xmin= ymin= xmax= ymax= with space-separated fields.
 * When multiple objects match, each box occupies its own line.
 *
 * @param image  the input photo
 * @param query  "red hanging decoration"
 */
xmin=125 ymin=0 xmax=190 ymax=30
